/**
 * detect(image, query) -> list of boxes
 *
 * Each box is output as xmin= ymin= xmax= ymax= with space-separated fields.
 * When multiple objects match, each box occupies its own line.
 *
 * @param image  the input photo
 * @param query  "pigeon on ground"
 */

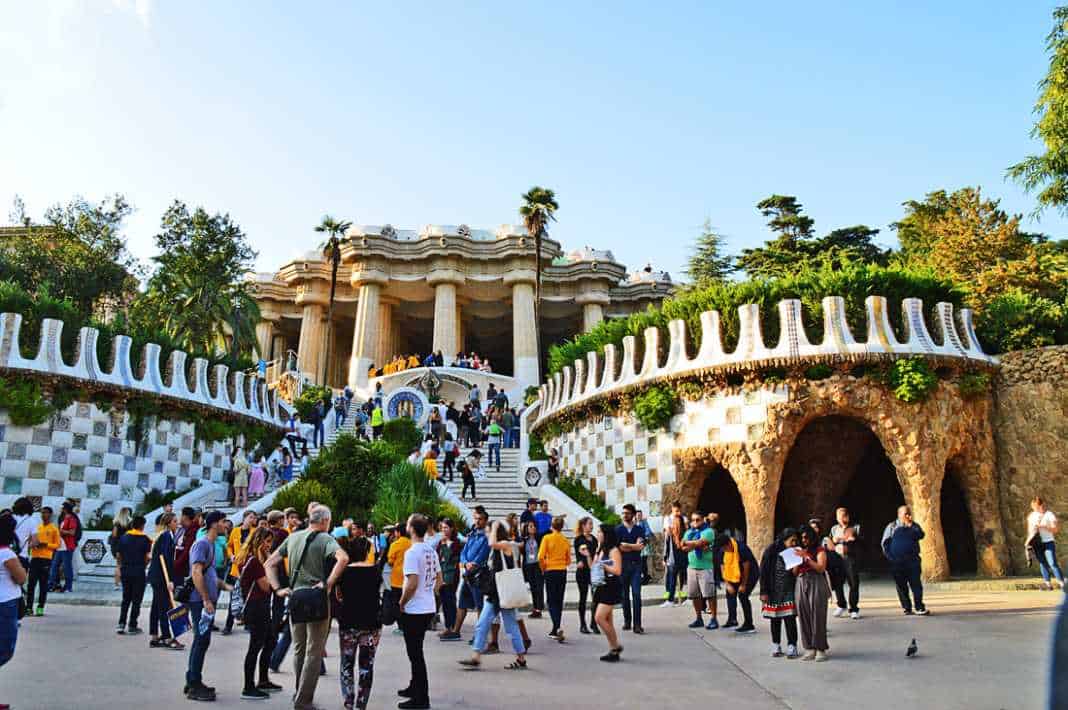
xmin=906 ymin=638 xmax=918 ymax=658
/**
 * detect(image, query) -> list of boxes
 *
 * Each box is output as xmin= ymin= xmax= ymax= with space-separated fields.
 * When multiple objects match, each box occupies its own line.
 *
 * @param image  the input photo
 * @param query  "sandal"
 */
xmin=149 ymin=639 xmax=166 ymax=648
xmin=506 ymin=658 xmax=528 ymax=670
xmin=167 ymin=639 xmax=186 ymax=650
xmin=458 ymin=659 xmax=481 ymax=670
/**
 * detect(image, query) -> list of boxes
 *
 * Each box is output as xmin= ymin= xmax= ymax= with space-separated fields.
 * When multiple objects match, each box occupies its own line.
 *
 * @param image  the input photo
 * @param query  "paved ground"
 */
xmin=3 ymin=587 xmax=1062 ymax=710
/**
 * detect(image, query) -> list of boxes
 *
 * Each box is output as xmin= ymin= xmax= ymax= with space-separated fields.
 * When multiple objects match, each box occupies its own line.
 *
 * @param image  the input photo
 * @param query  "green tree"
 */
xmin=315 ymin=215 xmax=352 ymax=385
xmin=685 ymin=219 xmax=735 ymax=284
xmin=1008 ymin=6 xmax=1068 ymax=214
xmin=0 ymin=194 xmax=139 ymax=319
xmin=135 ymin=201 xmax=260 ymax=358
xmin=519 ymin=186 xmax=560 ymax=371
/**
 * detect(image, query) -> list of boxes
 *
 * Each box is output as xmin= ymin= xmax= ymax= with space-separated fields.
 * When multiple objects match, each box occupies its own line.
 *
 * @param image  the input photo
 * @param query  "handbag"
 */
xmin=590 ymin=556 xmax=606 ymax=588
xmin=175 ymin=577 xmax=195 ymax=604
xmin=494 ymin=548 xmax=528 ymax=610
xmin=288 ymin=532 xmax=329 ymax=624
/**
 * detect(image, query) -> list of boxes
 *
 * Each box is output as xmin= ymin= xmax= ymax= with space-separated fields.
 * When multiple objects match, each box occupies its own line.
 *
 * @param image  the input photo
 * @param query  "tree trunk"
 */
xmin=534 ymin=231 xmax=542 ymax=382
xmin=322 ymin=247 xmax=339 ymax=386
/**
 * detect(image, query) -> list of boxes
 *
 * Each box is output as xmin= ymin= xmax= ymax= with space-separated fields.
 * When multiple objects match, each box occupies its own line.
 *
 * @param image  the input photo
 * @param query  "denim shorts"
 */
xmin=458 ymin=579 xmax=482 ymax=611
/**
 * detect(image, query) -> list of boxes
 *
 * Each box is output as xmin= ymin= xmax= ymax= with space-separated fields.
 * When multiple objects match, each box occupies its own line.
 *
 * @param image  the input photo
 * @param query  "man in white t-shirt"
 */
xmin=398 ymin=514 xmax=442 ymax=709
xmin=1027 ymin=497 xmax=1064 ymax=590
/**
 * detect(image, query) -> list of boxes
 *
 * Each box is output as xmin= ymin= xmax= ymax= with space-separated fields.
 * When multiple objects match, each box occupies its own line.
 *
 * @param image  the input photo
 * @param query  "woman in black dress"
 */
xmin=573 ymin=517 xmax=598 ymax=634
xmin=581 ymin=523 xmax=624 ymax=662
xmin=334 ymin=536 xmax=382 ymax=709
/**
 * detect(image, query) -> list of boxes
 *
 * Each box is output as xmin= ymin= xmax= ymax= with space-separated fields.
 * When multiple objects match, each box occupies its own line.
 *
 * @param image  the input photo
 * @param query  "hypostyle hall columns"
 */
xmin=576 ymin=289 xmax=610 ymax=334
xmin=507 ymin=272 xmax=539 ymax=387
xmin=254 ymin=316 xmax=276 ymax=362
xmin=349 ymin=278 xmax=384 ymax=390
xmin=295 ymin=302 xmax=327 ymax=380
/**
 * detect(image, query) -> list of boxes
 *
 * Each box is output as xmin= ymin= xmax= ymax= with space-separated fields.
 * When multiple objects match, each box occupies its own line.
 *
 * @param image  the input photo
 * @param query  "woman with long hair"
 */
xmin=582 ymin=523 xmax=624 ymax=662
xmin=110 ymin=507 xmax=133 ymax=590
xmin=759 ymin=527 xmax=799 ymax=659
xmin=573 ymin=517 xmax=598 ymax=634
xmin=235 ymin=526 xmax=280 ymax=699
xmin=0 ymin=512 xmax=28 ymax=674
xmin=795 ymin=524 xmax=830 ymax=661
xmin=147 ymin=512 xmax=183 ymax=650
xmin=520 ymin=520 xmax=544 ymax=619
xmin=247 ymin=456 xmax=266 ymax=499
xmin=231 ymin=447 xmax=249 ymax=507
xmin=1027 ymin=496 xmax=1064 ymax=590
xmin=458 ymin=520 xmax=529 ymax=671
xmin=334 ymin=536 xmax=382 ymax=710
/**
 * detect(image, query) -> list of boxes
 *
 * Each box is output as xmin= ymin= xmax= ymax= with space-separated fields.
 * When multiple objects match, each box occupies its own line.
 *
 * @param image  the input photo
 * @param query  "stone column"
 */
xmin=296 ymin=303 xmax=326 ymax=380
xmin=374 ymin=301 xmax=394 ymax=368
xmin=455 ymin=303 xmax=464 ymax=357
xmin=255 ymin=319 xmax=275 ymax=361
xmin=582 ymin=303 xmax=604 ymax=333
xmin=432 ymin=282 xmax=458 ymax=357
xmin=271 ymin=334 xmax=287 ymax=362
xmin=511 ymin=281 xmax=539 ymax=386
xmin=349 ymin=282 xmax=382 ymax=390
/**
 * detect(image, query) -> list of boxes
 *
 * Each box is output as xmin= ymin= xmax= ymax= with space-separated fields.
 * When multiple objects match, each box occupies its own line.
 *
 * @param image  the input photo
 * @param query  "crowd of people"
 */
xmin=366 ymin=351 xmax=497 ymax=378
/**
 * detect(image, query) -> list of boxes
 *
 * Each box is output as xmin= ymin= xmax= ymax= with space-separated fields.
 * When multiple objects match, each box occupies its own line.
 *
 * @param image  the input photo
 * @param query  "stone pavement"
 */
xmin=3 ymin=587 xmax=1061 ymax=710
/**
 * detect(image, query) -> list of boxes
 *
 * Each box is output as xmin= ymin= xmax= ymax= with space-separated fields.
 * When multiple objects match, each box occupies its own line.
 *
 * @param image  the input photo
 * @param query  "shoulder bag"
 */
xmin=494 ymin=546 xmax=528 ymax=609
xmin=288 ymin=532 xmax=329 ymax=623
xmin=590 ymin=554 xmax=607 ymax=588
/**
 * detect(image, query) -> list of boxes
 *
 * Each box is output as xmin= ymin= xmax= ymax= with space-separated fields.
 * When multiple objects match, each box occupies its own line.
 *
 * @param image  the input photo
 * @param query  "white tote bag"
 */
xmin=495 ymin=550 xmax=528 ymax=609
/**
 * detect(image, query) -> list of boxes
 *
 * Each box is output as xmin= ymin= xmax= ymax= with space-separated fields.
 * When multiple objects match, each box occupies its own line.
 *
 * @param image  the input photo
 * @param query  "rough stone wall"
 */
xmin=994 ymin=345 xmax=1068 ymax=573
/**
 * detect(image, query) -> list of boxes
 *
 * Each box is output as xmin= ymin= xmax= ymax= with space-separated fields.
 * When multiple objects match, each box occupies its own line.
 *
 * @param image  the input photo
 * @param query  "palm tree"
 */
xmin=315 ymin=215 xmax=353 ymax=386
xmin=519 ymin=186 xmax=559 ymax=375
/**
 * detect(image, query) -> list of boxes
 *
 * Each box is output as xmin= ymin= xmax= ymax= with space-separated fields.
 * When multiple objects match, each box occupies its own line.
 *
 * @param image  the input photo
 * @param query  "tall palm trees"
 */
xmin=315 ymin=215 xmax=352 ymax=385
xmin=519 ymin=186 xmax=559 ymax=377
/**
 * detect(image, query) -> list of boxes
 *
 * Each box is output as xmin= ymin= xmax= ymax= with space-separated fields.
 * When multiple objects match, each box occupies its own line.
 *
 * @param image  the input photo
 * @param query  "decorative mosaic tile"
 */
xmin=7 ymin=443 xmax=25 ymax=460
xmin=105 ymin=469 xmax=119 ymax=485
xmin=638 ymin=483 xmax=647 ymax=500
xmin=626 ymin=471 xmax=635 ymax=487
xmin=615 ymin=457 xmax=624 ymax=473
xmin=636 ymin=453 xmax=646 ymax=469
xmin=69 ymin=465 xmax=85 ymax=482
xmin=192 ymin=449 xmax=201 ymax=464
xmin=182 ymin=435 xmax=193 ymax=449
xmin=606 ymin=474 xmax=615 ymax=489
xmin=51 ymin=448 xmax=68 ymax=464
xmin=72 ymin=434 xmax=88 ymax=450
xmin=138 ymin=473 xmax=149 ymax=487
xmin=28 ymin=462 xmax=46 ymax=479
xmin=93 ymin=422 xmax=107 ymax=437
xmin=0 ymin=424 xmax=5 ymax=442
xmin=154 ymin=461 xmax=164 ymax=473
xmin=108 ymin=438 xmax=122 ymax=454
xmin=624 ymin=440 xmax=634 ymax=456
xmin=747 ymin=423 xmax=764 ymax=441
xmin=123 ymin=455 xmax=136 ymax=471
xmin=165 ymin=476 xmax=176 ymax=491
xmin=3 ymin=477 xmax=20 ymax=494
xmin=75 ymin=402 xmax=91 ymax=418
xmin=649 ymin=468 xmax=659 ymax=485
xmin=214 ymin=455 xmax=222 ymax=468
xmin=648 ymin=436 xmax=657 ymax=452
xmin=156 ymin=431 xmax=167 ymax=446
xmin=53 ymin=416 xmax=71 ymax=432
xmin=87 ymin=484 xmax=100 ymax=498
xmin=604 ymin=417 xmax=613 ymax=431
xmin=32 ymin=428 xmax=51 ymax=445
xmin=597 ymin=462 xmax=605 ymax=475
xmin=169 ymin=447 xmax=179 ymax=462
xmin=725 ymin=407 xmax=742 ymax=425
xmin=47 ymin=480 xmax=64 ymax=496
xmin=90 ymin=452 xmax=104 ymax=467
xmin=180 ymin=462 xmax=189 ymax=475
xmin=590 ymin=478 xmax=597 ymax=492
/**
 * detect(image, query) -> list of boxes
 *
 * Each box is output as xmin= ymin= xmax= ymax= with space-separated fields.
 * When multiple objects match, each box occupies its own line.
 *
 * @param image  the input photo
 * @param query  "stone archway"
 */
xmin=696 ymin=464 xmax=748 ymax=541
xmin=941 ymin=463 xmax=978 ymax=576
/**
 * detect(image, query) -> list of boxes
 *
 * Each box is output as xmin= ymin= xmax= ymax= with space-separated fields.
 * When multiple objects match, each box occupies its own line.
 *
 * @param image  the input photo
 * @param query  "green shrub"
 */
xmin=958 ymin=371 xmax=992 ymax=398
xmin=294 ymin=385 xmax=332 ymax=420
xmin=804 ymin=363 xmax=834 ymax=380
xmin=556 ymin=474 xmax=621 ymax=525
xmin=633 ymin=385 xmax=679 ymax=432
xmin=303 ymin=433 xmax=402 ymax=516
xmin=0 ymin=377 xmax=53 ymax=426
xmin=382 ymin=417 xmax=424 ymax=454
xmin=887 ymin=357 xmax=938 ymax=403
xmin=524 ymin=385 xmax=540 ymax=405
xmin=371 ymin=462 xmax=441 ymax=528
xmin=136 ymin=483 xmax=199 ymax=516
xmin=974 ymin=289 xmax=1068 ymax=353
xmin=433 ymin=500 xmax=471 ymax=534
xmin=528 ymin=431 xmax=547 ymax=461
xmin=272 ymin=479 xmax=338 ymax=518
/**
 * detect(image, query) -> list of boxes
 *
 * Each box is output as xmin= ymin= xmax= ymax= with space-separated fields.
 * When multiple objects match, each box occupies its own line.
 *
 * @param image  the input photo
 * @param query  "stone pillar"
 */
xmin=432 ymin=282 xmax=458 ymax=357
xmin=296 ymin=304 xmax=326 ymax=380
xmin=582 ymin=303 xmax=604 ymax=333
xmin=512 ymin=281 xmax=539 ymax=386
xmin=271 ymin=334 xmax=287 ymax=362
xmin=255 ymin=319 xmax=275 ymax=361
xmin=455 ymin=304 xmax=464 ymax=357
xmin=375 ymin=301 xmax=394 ymax=368
xmin=349 ymin=282 xmax=382 ymax=390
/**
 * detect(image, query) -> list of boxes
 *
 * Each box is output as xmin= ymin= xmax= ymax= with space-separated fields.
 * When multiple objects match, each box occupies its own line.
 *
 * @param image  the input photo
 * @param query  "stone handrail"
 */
xmin=0 ymin=313 xmax=284 ymax=425
xmin=534 ymin=295 xmax=996 ymax=425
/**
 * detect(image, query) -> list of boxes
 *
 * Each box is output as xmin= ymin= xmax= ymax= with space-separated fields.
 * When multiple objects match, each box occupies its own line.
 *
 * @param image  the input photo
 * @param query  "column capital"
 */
xmin=574 ymin=292 xmax=611 ymax=306
xmin=294 ymin=286 xmax=328 ymax=307
xmin=503 ymin=269 xmax=537 ymax=286
xmin=427 ymin=269 xmax=465 ymax=287
xmin=349 ymin=268 xmax=388 ymax=289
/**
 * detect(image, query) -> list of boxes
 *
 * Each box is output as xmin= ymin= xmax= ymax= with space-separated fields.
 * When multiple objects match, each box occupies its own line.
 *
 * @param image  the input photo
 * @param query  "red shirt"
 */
xmin=60 ymin=514 xmax=78 ymax=551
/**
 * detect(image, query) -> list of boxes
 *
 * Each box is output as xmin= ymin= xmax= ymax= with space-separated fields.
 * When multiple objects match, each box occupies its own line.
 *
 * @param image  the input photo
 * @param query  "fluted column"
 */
xmin=455 ymin=304 xmax=464 ymax=357
xmin=374 ymin=301 xmax=394 ymax=368
xmin=270 ymin=334 xmax=287 ymax=362
xmin=349 ymin=282 xmax=382 ymax=389
xmin=582 ymin=303 xmax=604 ymax=333
xmin=296 ymin=304 xmax=326 ymax=380
xmin=255 ymin=319 xmax=275 ymax=361
xmin=512 ymin=281 xmax=539 ymax=386
xmin=431 ymin=282 xmax=458 ymax=358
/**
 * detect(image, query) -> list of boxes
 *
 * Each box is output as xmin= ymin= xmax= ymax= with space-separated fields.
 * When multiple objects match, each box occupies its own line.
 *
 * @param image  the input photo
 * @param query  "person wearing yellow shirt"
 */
xmin=538 ymin=516 xmax=572 ymax=641
xmin=387 ymin=530 xmax=412 ymax=621
xmin=407 ymin=354 xmax=420 ymax=369
xmin=27 ymin=506 xmax=60 ymax=615
xmin=228 ymin=511 xmax=258 ymax=578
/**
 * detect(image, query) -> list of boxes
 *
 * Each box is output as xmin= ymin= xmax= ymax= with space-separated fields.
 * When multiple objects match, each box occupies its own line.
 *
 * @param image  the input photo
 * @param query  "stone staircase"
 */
xmin=440 ymin=446 xmax=527 ymax=522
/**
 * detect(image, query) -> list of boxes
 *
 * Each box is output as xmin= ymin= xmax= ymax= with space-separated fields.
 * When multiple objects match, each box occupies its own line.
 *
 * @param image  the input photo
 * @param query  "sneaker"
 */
xmin=188 ymin=686 xmax=216 ymax=702
xmin=801 ymin=650 xmax=817 ymax=661
xmin=397 ymin=700 xmax=430 ymax=709
xmin=116 ymin=624 xmax=126 ymax=634
xmin=786 ymin=644 xmax=799 ymax=659
xmin=622 ymin=623 xmax=631 ymax=631
xmin=771 ymin=644 xmax=783 ymax=658
xmin=850 ymin=611 xmax=860 ymax=620
xmin=833 ymin=607 xmax=847 ymax=618
xmin=632 ymin=627 xmax=644 ymax=635
xmin=814 ymin=650 xmax=828 ymax=662
xmin=528 ymin=610 xmax=542 ymax=619
xmin=35 ymin=607 xmax=44 ymax=617
xmin=734 ymin=624 xmax=756 ymax=634
xmin=722 ymin=619 xmax=738 ymax=628
xmin=659 ymin=600 xmax=675 ymax=608
xmin=439 ymin=631 xmax=462 ymax=641
xmin=915 ymin=608 xmax=929 ymax=616
xmin=687 ymin=618 xmax=704 ymax=629
xmin=126 ymin=626 xmax=143 ymax=635
xmin=902 ymin=609 xmax=914 ymax=615
xmin=579 ymin=625 xmax=590 ymax=635
xmin=547 ymin=630 xmax=560 ymax=640
xmin=256 ymin=681 xmax=282 ymax=692
xmin=705 ymin=619 xmax=719 ymax=630
xmin=240 ymin=687 xmax=269 ymax=700
xmin=599 ymin=651 xmax=621 ymax=663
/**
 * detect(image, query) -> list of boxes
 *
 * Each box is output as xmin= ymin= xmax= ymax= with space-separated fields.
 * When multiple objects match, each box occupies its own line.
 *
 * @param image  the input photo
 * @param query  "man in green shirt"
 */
xmin=681 ymin=512 xmax=718 ymax=630
xmin=266 ymin=505 xmax=349 ymax=710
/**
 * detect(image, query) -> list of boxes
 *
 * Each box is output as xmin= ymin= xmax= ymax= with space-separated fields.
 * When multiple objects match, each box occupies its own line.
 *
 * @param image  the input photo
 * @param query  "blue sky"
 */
xmin=0 ymin=2 xmax=1065 ymax=281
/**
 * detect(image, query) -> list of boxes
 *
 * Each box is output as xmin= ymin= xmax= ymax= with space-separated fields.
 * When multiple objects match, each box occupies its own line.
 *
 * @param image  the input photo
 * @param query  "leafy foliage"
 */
xmin=524 ymin=385 xmax=540 ymax=406
xmin=136 ymin=484 xmax=198 ymax=516
xmin=886 ymin=357 xmax=938 ymax=403
xmin=370 ymin=462 xmax=441 ymax=528
xmin=974 ymin=289 xmax=1068 ymax=352
xmin=528 ymin=431 xmax=547 ymax=460
xmin=958 ymin=371 xmax=992 ymax=398
xmin=382 ymin=417 xmax=424 ymax=454
xmin=555 ymin=474 xmax=621 ymax=525
xmin=0 ymin=377 xmax=53 ymax=426
xmin=302 ymin=434 xmax=400 ymax=518
xmin=685 ymin=219 xmax=735 ymax=284
xmin=804 ymin=364 xmax=834 ymax=380
xmin=273 ymin=479 xmax=338 ymax=519
xmin=633 ymin=385 xmax=679 ymax=431
xmin=293 ymin=385 xmax=332 ymax=420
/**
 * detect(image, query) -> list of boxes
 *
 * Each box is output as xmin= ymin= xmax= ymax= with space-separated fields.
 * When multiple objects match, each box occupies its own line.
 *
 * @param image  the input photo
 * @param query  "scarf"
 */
xmin=721 ymin=538 xmax=741 ymax=584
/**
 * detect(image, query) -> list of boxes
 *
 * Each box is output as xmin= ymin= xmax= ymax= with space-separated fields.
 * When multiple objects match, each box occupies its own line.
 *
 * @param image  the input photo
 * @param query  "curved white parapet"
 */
xmin=534 ymin=295 xmax=997 ymax=425
xmin=0 ymin=313 xmax=283 ymax=425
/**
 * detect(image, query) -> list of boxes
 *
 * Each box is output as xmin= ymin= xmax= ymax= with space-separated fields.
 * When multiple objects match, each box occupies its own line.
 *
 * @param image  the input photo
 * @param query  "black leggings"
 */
xmin=243 ymin=599 xmax=274 ymax=689
xmin=26 ymin=558 xmax=51 ymax=609
xmin=769 ymin=616 xmax=797 ymax=646
xmin=576 ymin=572 xmax=592 ymax=627
xmin=149 ymin=579 xmax=171 ymax=638
xmin=119 ymin=573 xmax=146 ymax=628
xmin=462 ymin=479 xmax=475 ymax=498
xmin=725 ymin=585 xmax=753 ymax=626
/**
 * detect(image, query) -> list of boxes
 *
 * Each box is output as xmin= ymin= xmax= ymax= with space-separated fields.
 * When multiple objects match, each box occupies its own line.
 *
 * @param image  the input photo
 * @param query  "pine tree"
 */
xmin=686 ymin=219 xmax=735 ymax=284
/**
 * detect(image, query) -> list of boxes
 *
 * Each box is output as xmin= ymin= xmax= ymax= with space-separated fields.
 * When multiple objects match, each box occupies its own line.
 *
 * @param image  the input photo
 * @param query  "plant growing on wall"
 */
xmin=957 ymin=371 xmax=992 ymax=398
xmin=293 ymin=385 xmax=332 ymax=420
xmin=0 ymin=377 xmax=53 ymax=426
xmin=886 ymin=357 xmax=938 ymax=403
xmin=556 ymin=474 xmax=621 ymax=525
xmin=633 ymin=385 xmax=679 ymax=431
xmin=528 ymin=431 xmax=547 ymax=460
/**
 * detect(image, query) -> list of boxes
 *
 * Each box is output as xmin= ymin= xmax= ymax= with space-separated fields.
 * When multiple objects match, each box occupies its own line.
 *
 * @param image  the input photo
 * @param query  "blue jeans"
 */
xmin=507 ymin=428 xmax=520 ymax=448
xmin=0 ymin=598 xmax=17 ymax=667
xmin=620 ymin=562 xmax=643 ymax=628
xmin=1037 ymin=541 xmax=1065 ymax=584
xmin=334 ymin=410 xmax=345 ymax=428
xmin=186 ymin=601 xmax=213 ymax=686
xmin=488 ymin=443 xmax=501 ymax=469
xmin=313 ymin=421 xmax=325 ymax=448
xmin=270 ymin=618 xmax=290 ymax=670
xmin=665 ymin=557 xmax=687 ymax=602
xmin=472 ymin=602 xmax=524 ymax=655
xmin=457 ymin=579 xmax=483 ymax=612
xmin=439 ymin=582 xmax=458 ymax=630
xmin=49 ymin=549 xmax=74 ymax=592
